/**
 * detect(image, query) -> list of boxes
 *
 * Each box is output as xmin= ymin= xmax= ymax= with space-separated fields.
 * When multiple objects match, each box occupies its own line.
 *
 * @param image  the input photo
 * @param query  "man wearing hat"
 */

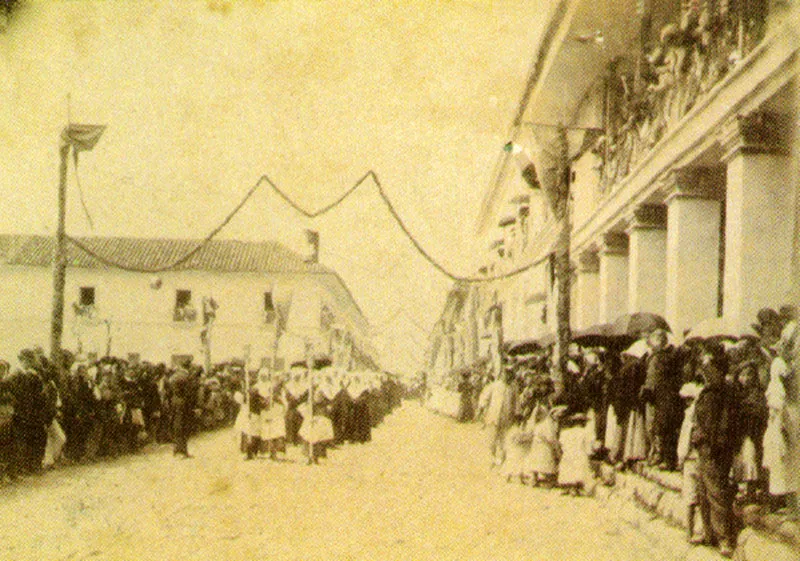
xmin=753 ymin=308 xmax=783 ymax=348
xmin=62 ymin=360 xmax=96 ymax=462
xmin=1 ymin=350 xmax=47 ymax=476
xmin=692 ymin=340 xmax=739 ymax=557
xmin=167 ymin=358 xmax=196 ymax=458
xmin=642 ymin=329 xmax=682 ymax=470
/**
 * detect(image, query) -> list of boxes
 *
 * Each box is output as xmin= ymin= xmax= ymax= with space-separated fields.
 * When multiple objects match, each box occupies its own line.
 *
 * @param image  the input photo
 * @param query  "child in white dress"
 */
xmin=557 ymin=411 xmax=593 ymax=496
xmin=524 ymin=403 xmax=559 ymax=487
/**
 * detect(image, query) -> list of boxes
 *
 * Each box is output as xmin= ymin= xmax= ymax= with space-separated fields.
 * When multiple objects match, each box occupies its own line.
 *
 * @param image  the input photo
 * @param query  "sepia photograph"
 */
xmin=0 ymin=1 xmax=798 ymax=559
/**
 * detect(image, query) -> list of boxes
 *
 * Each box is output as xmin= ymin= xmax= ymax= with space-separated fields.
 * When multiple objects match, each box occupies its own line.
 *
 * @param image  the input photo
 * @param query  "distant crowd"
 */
xmin=429 ymin=305 xmax=799 ymax=559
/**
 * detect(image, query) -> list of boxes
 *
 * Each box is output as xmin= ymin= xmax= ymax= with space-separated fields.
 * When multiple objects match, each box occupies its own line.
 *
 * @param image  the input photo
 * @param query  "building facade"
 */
xmin=0 ymin=235 xmax=375 ymax=370
xmin=429 ymin=0 xmax=799 ymax=380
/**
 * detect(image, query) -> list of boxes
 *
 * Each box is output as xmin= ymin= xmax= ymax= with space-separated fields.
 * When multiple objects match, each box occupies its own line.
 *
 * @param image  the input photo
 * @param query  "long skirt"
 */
xmin=763 ymin=412 xmax=790 ymax=495
xmin=260 ymin=408 xmax=286 ymax=440
xmin=502 ymin=425 xmax=531 ymax=478
xmin=624 ymin=408 xmax=648 ymax=462
xmin=604 ymin=406 xmax=622 ymax=462
xmin=676 ymin=406 xmax=694 ymax=466
xmin=43 ymin=420 xmax=66 ymax=468
xmin=525 ymin=417 xmax=558 ymax=476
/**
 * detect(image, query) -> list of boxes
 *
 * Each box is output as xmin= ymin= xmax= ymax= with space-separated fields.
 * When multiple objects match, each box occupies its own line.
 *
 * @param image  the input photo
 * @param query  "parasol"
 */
xmin=504 ymin=339 xmax=542 ymax=356
xmin=684 ymin=317 xmax=737 ymax=342
xmin=572 ymin=323 xmax=636 ymax=349
xmin=537 ymin=332 xmax=557 ymax=347
xmin=611 ymin=312 xmax=671 ymax=337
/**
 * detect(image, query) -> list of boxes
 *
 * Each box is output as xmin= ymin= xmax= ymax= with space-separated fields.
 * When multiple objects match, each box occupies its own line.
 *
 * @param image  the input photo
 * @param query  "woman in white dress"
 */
xmin=260 ymin=379 xmax=287 ymax=460
xmin=763 ymin=355 xmax=790 ymax=500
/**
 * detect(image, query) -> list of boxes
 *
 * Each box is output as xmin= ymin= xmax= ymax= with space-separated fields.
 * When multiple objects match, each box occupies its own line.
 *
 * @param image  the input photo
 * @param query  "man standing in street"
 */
xmin=1 ymin=350 xmax=47 ymax=476
xmin=692 ymin=341 xmax=739 ymax=558
xmin=168 ymin=359 xmax=195 ymax=459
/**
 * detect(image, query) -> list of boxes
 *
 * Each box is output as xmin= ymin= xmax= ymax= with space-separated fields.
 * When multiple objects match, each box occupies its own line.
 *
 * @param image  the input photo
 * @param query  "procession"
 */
xmin=0 ymin=347 xmax=404 ymax=477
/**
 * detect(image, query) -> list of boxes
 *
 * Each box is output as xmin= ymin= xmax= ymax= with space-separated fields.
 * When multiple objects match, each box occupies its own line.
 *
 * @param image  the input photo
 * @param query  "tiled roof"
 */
xmin=0 ymin=234 xmax=331 ymax=275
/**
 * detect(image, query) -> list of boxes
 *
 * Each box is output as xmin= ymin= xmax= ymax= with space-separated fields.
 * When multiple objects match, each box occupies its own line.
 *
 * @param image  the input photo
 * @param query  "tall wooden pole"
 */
xmin=552 ymin=124 xmax=572 ymax=398
xmin=50 ymin=141 xmax=71 ymax=384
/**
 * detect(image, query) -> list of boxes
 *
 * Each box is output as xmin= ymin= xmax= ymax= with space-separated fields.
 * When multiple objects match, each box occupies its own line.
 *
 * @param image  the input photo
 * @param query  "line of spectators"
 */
xmin=442 ymin=305 xmax=799 ymax=558
xmin=0 ymin=347 xmax=240 ymax=481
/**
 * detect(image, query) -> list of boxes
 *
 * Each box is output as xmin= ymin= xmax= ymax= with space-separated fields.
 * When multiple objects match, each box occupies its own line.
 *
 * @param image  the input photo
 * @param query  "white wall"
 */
xmin=0 ymin=265 xmax=365 ymax=368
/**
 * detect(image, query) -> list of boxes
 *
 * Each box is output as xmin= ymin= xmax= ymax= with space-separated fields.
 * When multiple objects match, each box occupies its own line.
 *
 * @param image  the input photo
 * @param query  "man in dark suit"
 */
xmin=1 ymin=350 xmax=47 ymax=476
xmin=168 ymin=359 xmax=196 ymax=458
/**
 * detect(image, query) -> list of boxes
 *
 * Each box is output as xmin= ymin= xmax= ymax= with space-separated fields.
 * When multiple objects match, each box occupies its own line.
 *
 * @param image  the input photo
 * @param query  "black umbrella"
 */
xmin=573 ymin=323 xmax=636 ymax=349
xmin=504 ymin=339 xmax=542 ymax=356
xmin=611 ymin=312 xmax=671 ymax=337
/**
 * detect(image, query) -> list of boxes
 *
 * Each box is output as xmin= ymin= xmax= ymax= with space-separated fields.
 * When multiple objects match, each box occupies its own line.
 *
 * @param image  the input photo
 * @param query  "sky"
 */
xmin=0 ymin=0 xmax=549 ymax=374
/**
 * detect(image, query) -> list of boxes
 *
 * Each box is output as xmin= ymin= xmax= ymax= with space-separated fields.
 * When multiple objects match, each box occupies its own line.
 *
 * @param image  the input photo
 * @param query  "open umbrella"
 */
xmin=611 ymin=312 xmax=671 ymax=337
xmin=572 ymin=323 xmax=636 ymax=349
xmin=504 ymin=339 xmax=542 ymax=356
xmin=684 ymin=317 xmax=737 ymax=342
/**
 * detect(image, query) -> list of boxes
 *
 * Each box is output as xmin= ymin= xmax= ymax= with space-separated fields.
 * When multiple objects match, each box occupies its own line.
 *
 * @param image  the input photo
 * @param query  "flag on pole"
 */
xmin=61 ymin=124 xmax=106 ymax=152
xmin=305 ymin=230 xmax=320 ymax=263
xmin=203 ymin=296 xmax=218 ymax=325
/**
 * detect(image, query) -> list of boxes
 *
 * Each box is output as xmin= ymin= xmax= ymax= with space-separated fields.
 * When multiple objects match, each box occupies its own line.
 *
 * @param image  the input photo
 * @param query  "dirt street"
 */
xmin=0 ymin=402 xmax=694 ymax=560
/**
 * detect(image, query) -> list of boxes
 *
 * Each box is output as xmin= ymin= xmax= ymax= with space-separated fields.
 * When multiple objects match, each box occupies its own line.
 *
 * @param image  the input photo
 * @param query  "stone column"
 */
xmin=627 ymin=205 xmax=668 ymax=315
xmin=665 ymin=168 xmax=725 ymax=336
xmin=598 ymin=233 xmax=629 ymax=324
xmin=721 ymin=112 xmax=794 ymax=332
xmin=575 ymin=250 xmax=600 ymax=329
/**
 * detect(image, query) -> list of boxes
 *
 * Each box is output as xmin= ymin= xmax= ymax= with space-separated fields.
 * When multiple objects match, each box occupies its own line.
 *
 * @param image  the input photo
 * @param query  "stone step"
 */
xmin=594 ymin=482 xmax=727 ymax=561
xmin=734 ymin=527 xmax=800 ymax=561
xmin=612 ymin=470 xmax=687 ymax=528
xmin=640 ymin=465 xmax=684 ymax=493
xmin=601 ymin=467 xmax=800 ymax=561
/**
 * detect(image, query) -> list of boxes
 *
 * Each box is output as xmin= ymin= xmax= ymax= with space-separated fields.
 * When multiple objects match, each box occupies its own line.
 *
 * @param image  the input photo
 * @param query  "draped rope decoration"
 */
xmin=67 ymin=171 xmax=550 ymax=282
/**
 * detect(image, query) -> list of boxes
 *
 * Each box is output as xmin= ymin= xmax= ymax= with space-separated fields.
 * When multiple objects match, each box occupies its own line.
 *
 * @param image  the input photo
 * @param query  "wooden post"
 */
xmin=50 ymin=141 xmax=70 ymax=384
xmin=552 ymin=124 xmax=572 ymax=398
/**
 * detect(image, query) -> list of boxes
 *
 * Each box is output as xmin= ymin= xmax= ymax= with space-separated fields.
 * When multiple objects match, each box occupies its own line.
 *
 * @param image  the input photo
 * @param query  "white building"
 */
xmin=475 ymin=0 xmax=800 ymax=340
xmin=0 ymin=235 xmax=375 ymax=370
xmin=429 ymin=0 xmax=800 ymax=379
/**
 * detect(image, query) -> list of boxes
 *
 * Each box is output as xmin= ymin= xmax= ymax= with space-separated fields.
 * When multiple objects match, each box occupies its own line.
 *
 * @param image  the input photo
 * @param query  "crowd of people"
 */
xmin=437 ymin=305 xmax=799 ymax=558
xmin=235 ymin=359 xmax=405 ymax=465
xmin=0 ymin=347 xmax=407 ymax=480
xmin=0 ymin=348 xmax=241 ymax=479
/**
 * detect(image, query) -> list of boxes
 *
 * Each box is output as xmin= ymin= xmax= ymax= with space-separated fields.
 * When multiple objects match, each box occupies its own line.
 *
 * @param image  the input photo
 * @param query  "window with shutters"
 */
xmin=174 ymin=290 xmax=196 ymax=322
xmin=74 ymin=286 xmax=96 ymax=317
